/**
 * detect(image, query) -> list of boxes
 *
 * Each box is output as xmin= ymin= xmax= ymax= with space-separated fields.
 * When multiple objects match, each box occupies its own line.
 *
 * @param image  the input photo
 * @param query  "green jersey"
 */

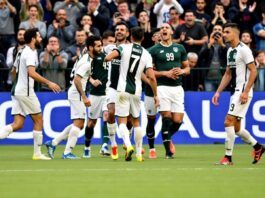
xmin=89 ymin=52 xmax=108 ymax=96
xmin=148 ymin=43 xmax=187 ymax=86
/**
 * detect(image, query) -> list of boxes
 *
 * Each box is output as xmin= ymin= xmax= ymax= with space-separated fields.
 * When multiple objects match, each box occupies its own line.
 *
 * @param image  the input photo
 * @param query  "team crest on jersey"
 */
xmin=160 ymin=50 xmax=164 ymax=53
xmin=173 ymin=47 xmax=178 ymax=53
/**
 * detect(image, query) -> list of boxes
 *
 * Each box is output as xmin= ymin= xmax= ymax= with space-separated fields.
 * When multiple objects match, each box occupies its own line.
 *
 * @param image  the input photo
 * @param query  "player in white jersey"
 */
xmin=45 ymin=36 xmax=104 ymax=159
xmin=103 ymin=22 xmax=130 ymax=160
xmin=105 ymin=27 xmax=159 ymax=162
xmin=212 ymin=23 xmax=265 ymax=165
xmin=0 ymin=28 xmax=61 ymax=160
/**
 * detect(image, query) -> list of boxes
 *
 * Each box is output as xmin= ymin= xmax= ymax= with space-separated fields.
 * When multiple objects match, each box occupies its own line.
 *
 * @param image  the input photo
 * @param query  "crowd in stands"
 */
xmin=0 ymin=0 xmax=265 ymax=92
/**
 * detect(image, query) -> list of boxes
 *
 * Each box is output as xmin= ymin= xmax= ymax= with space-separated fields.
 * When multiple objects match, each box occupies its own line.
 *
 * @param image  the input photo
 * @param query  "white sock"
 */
xmin=237 ymin=128 xmax=257 ymax=146
xmin=33 ymin=131 xmax=43 ymax=156
xmin=0 ymin=125 xmax=13 ymax=139
xmin=64 ymin=125 xmax=80 ymax=155
xmin=134 ymin=127 xmax=143 ymax=156
xmin=119 ymin=123 xmax=131 ymax=148
xmin=225 ymin=126 xmax=235 ymax=156
xmin=107 ymin=122 xmax=117 ymax=147
xmin=52 ymin=124 xmax=72 ymax=146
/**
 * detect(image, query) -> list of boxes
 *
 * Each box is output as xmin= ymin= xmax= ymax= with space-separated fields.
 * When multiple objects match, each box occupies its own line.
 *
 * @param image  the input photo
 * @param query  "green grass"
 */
xmin=0 ymin=145 xmax=265 ymax=198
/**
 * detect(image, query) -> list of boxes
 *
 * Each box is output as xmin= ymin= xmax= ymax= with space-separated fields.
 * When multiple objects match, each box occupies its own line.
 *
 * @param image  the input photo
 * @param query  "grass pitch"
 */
xmin=0 ymin=144 xmax=264 ymax=198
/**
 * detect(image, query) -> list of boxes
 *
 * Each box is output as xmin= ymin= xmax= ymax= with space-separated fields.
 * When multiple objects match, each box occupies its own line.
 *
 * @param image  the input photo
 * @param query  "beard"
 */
xmin=35 ymin=41 xmax=42 ymax=49
xmin=17 ymin=39 xmax=25 ymax=45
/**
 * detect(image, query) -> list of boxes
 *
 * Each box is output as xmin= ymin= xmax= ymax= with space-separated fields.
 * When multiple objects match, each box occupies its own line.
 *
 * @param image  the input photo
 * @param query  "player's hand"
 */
xmin=240 ymin=92 xmax=248 ymax=104
xmin=91 ymin=79 xmax=102 ymax=87
xmin=212 ymin=92 xmax=220 ymax=106
xmin=173 ymin=67 xmax=185 ymax=77
xmin=47 ymin=82 xmax=61 ymax=93
xmin=82 ymin=96 xmax=91 ymax=107
xmin=154 ymin=96 xmax=160 ymax=108
xmin=165 ymin=69 xmax=176 ymax=79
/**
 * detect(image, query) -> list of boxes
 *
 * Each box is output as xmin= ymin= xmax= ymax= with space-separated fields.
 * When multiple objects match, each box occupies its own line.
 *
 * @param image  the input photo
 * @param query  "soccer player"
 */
xmin=212 ymin=23 xmax=265 ymax=165
xmin=104 ymin=22 xmax=130 ymax=160
xmin=105 ymin=26 xmax=159 ymax=162
xmin=149 ymin=23 xmax=190 ymax=159
xmin=83 ymin=39 xmax=110 ymax=158
xmin=45 ymin=36 xmax=102 ymax=159
xmin=0 ymin=28 xmax=61 ymax=160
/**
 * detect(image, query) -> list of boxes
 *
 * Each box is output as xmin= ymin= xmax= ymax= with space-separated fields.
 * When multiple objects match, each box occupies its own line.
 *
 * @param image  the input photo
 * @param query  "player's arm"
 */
xmin=11 ymin=67 xmax=16 ymax=81
xmin=89 ymin=76 xmax=102 ymax=87
xmin=104 ymin=49 xmax=119 ymax=62
xmin=154 ymin=66 xmax=176 ymax=79
xmin=27 ymin=66 xmax=61 ymax=93
xmin=212 ymin=67 xmax=231 ymax=105
xmin=174 ymin=60 xmax=190 ymax=77
xmin=240 ymin=62 xmax=257 ymax=104
xmin=146 ymin=68 xmax=159 ymax=107
xmin=74 ymin=74 xmax=91 ymax=107
xmin=141 ymin=73 xmax=150 ymax=84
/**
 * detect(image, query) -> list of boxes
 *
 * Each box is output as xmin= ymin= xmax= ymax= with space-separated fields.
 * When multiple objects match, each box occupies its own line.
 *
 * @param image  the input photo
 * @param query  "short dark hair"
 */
xmin=131 ymin=26 xmax=144 ymax=42
xmin=24 ymin=28 xmax=38 ymax=44
xmin=86 ymin=35 xmax=101 ymax=48
xmin=169 ymin=6 xmax=178 ymax=13
xmin=185 ymin=9 xmax=195 ymax=16
xmin=102 ymin=30 xmax=115 ymax=39
xmin=223 ymin=23 xmax=240 ymax=31
xmin=240 ymin=30 xmax=252 ymax=38
xmin=115 ymin=21 xmax=129 ymax=31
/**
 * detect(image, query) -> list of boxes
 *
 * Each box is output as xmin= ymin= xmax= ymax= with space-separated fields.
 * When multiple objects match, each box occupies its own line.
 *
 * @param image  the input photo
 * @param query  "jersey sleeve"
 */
xmin=26 ymin=50 xmax=38 ymax=67
xmin=241 ymin=47 xmax=254 ymax=65
xmin=76 ymin=56 xmax=91 ymax=78
xmin=145 ymin=51 xmax=153 ymax=69
xmin=180 ymin=45 xmax=188 ymax=62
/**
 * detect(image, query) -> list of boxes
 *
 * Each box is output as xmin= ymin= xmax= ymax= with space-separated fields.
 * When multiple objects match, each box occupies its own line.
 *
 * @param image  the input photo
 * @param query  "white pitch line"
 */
xmin=0 ymin=167 xmax=264 ymax=173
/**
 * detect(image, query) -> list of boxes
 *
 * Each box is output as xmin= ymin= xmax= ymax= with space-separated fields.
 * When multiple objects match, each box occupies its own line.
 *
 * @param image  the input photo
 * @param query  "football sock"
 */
xmin=52 ymin=124 xmax=72 ymax=146
xmin=225 ymin=126 xmax=235 ymax=156
xmin=0 ymin=125 xmax=13 ymax=139
xmin=127 ymin=121 xmax=133 ymax=137
xmin=161 ymin=117 xmax=172 ymax=155
xmin=119 ymin=123 xmax=131 ymax=148
xmin=64 ymin=125 xmax=80 ymax=155
xmin=85 ymin=126 xmax=94 ymax=148
xmin=102 ymin=121 xmax=110 ymax=145
xmin=33 ymin=131 xmax=43 ymax=156
xmin=146 ymin=117 xmax=155 ymax=149
xmin=107 ymin=122 xmax=117 ymax=147
xmin=225 ymin=155 xmax=232 ymax=162
xmin=169 ymin=122 xmax=182 ymax=138
xmin=134 ymin=127 xmax=144 ymax=156
xmin=236 ymin=128 xmax=257 ymax=146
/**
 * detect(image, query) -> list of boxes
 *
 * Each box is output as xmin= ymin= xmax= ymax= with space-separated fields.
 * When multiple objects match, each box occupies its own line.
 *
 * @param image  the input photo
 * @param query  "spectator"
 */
xmin=153 ymin=0 xmax=184 ymax=28
xmin=194 ymin=0 xmax=211 ymax=31
xmin=0 ymin=53 xmax=8 ymax=91
xmin=237 ymin=0 xmax=257 ymax=32
xmin=79 ymin=0 xmax=110 ymax=35
xmin=0 ymin=0 xmax=17 ymax=57
xmin=253 ymin=8 xmax=265 ymax=50
xmin=40 ymin=0 xmax=53 ymax=25
xmin=135 ymin=0 xmax=157 ymax=28
xmin=103 ymin=0 xmax=118 ymax=18
xmin=20 ymin=0 xmax=44 ymax=21
xmin=109 ymin=1 xmax=138 ymax=30
xmin=6 ymin=28 xmax=26 ymax=90
xmin=39 ymin=36 xmax=68 ymax=91
xmin=255 ymin=50 xmax=265 ymax=91
xmin=137 ymin=10 xmax=153 ymax=48
xmin=102 ymin=30 xmax=115 ymax=46
xmin=210 ymin=1 xmax=227 ymax=30
xmin=168 ymin=6 xmax=184 ymax=31
xmin=241 ymin=30 xmax=253 ymax=48
xmin=53 ymin=0 xmax=85 ymax=28
xmin=19 ymin=4 xmax=47 ymax=39
xmin=47 ymin=8 xmax=75 ymax=49
xmin=78 ymin=14 xmax=100 ymax=37
xmin=198 ymin=24 xmax=228 ymax=91
xmin=65 ymin=28 xmax=87 ymax=69
xmin=174 ymin=10 xmax=208 ymax=54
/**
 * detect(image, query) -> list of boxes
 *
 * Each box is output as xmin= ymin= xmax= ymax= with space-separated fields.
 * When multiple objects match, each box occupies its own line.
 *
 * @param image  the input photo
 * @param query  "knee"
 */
xmin=224 ymin=118 xmax=233 ymax=127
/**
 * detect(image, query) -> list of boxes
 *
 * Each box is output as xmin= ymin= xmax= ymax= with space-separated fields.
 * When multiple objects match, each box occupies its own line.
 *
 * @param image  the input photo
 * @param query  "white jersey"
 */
xmin=12 ymin=45 xmax=38 ymax=96
xmin=116 ymin=43 xmax=153 ymax=96
xmin=68 ymin=53 xmax=91 ymax=101
xmin=227 ymin=42 xmax=255 ymax=96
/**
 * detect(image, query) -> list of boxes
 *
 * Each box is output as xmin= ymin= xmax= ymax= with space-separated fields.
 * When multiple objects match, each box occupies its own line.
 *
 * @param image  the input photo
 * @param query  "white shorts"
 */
xmin=227 ymin=91 xmax=252 ymax=118
xmin=69 ymin=99 xmax=86 ymax=120
xmin=11 ymin=95 xmax=41 ymax=117
xmin=116 ymin=92 xmax=141 ymax=118
xmin=106 ymin=87 xmax=117 ymax=105
xmin=88 ymin=95 xmax=107 ymax=119
xmin=144 ymin=95 xmax=157 ymax=116
xmin=157 ymin=85 xmax=184 ymax=113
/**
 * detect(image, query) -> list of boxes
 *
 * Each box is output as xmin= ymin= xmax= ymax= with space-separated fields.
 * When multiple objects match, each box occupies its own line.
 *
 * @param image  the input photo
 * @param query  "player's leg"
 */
xmin=101 ymin=111 xmax=111 ymax=156
xmin=0 ymin=115 xmax=25 ymax=139
xmin=83 ymin=118 xmax=97 ymax=158
xmin=31 ymin=112 xmax=50 ymax=160
xmin=160 ymin=112 xmax=173 ymax=158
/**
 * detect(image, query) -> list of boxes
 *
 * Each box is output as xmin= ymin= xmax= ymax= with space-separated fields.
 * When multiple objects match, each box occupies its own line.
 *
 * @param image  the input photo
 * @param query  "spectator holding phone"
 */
xmin=198 ymin=24 xmax=228 ymax=91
